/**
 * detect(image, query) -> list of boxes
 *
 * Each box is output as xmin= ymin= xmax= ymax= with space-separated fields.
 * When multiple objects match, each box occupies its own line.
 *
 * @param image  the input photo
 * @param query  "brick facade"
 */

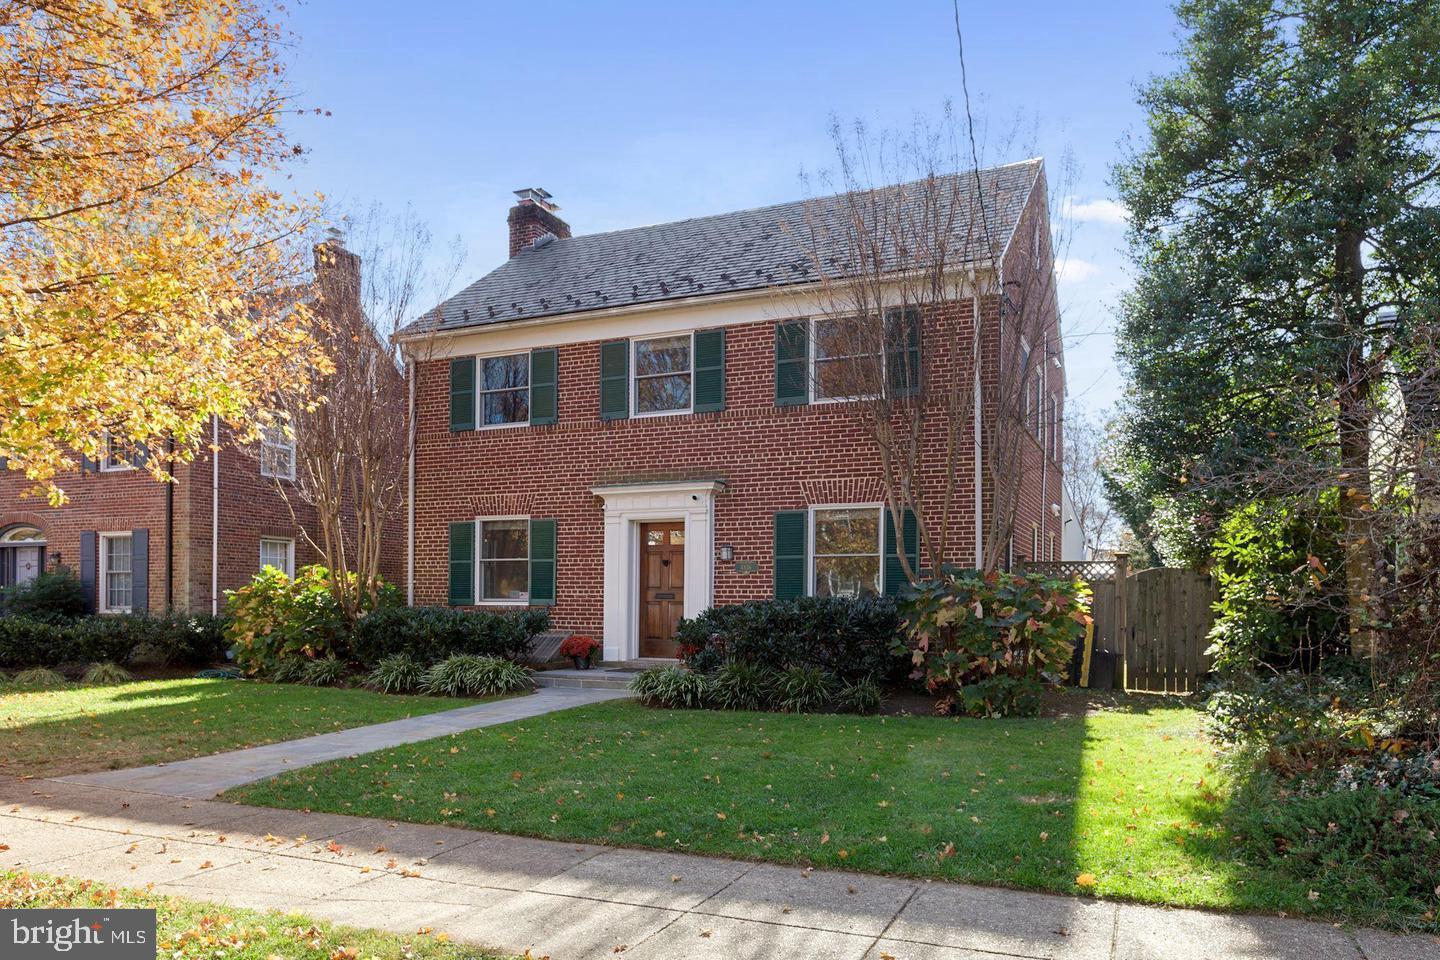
xmin=408 ymin=172 xmax=1066 ymax=657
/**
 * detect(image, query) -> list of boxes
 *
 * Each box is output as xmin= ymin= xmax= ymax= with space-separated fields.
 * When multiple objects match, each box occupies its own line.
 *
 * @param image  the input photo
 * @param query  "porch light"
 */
xmin=719 ymin=544 xmax=734 ymax=562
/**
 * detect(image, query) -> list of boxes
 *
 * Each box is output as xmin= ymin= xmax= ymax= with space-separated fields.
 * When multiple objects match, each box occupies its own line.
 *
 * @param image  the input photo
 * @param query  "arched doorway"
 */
xmin=0 ymin=525 xmax=46 ymax=590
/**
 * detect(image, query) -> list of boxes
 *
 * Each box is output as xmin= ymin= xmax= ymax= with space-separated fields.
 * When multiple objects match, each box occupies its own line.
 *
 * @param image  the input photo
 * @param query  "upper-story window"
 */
xmin=101 ymin=433 xmax=136 ymax=472
xmin=481 ymin=353 xmax=530 ymax=425
xmin=812 ymin=318 xmax=881 ymax=402
xmin=633 ymin=335 xmax=691 ymax=415
xmin=260 ymin=424 xmax=296 ymax=480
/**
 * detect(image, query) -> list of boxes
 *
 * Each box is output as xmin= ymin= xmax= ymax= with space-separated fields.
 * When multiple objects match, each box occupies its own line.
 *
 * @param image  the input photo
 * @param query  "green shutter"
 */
xmin=774 ymin=320 xmax=809 ymax=406
xmin=447 ymin=521 xmax=474 ymax=605
xmin=774 ymin=510 xmax=808 ymax=600
xmin=693 ymin=328 xmax=726 ymax=412
xmin=530 ymin=348 xmax=558 ymax=425
xmin=884 ymin=507 xmax=920 ymax=596
xmin=599 ymin=340 xmax=629 ymax=420
xmin=885 ymin=308 xmax=922 ymax=397
xmin=449 ymin=357 xmax=476 ymax=432
xmin=529 ymin=518 xmax=556 ymax=605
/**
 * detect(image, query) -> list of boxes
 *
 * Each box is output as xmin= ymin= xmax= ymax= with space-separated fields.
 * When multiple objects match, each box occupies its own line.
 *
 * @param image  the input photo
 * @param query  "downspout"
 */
xmin=406 ymin=357 xmax=416 ymax=606
xmin=972 ymin=289 xmax=984 ymax=569
xmin=211 ymin=415 xmax=219 ymax=615
xmin=165 ymin=436 xmax=175 ymax=610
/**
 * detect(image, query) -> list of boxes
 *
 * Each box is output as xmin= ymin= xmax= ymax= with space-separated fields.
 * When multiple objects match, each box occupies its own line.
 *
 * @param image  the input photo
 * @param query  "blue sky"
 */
xmin=280 ymin=1 xmax=1181 ymax=415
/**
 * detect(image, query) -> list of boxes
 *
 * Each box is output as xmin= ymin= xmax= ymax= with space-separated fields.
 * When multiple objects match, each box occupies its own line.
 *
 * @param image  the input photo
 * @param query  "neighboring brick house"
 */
xmin=398 ymin=164 xmax=1065 ymax=662
xmin=0 ymin=239 xmax=401 ymax=615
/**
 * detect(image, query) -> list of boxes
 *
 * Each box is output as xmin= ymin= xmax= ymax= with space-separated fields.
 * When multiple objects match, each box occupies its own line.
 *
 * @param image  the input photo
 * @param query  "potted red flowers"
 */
xmin=559 ymin=634 xmax=601 ymax=670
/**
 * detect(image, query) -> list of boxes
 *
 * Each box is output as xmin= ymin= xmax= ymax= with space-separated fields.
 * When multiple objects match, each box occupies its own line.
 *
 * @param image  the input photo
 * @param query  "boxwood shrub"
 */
xmin=675 ymin=596 xmax=904 ymax=683
xmin=0 ymin=612 xmax=229 ymax=670
xmin=352 ymin=605 xmax=549 ymax=665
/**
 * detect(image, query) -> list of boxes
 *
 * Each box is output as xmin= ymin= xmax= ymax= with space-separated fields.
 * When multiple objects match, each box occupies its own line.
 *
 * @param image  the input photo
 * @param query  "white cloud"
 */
xmin=1063 ymin=196 xmax=1129 ymax=226
xmin=1056 ymin=257 xmax=1103 ymax=283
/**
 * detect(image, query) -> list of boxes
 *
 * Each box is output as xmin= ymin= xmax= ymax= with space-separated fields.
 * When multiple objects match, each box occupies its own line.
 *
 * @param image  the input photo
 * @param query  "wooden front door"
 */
xmin=639 ymin=522 xmax=685 ymax=658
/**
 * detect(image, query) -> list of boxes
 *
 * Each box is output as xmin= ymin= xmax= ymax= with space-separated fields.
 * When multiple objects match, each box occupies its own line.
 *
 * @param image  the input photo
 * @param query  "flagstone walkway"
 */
xmin=58 ymin=686 xmax=630 ymax=798
xmin=1 ymin=777 xmax=1435 ymax=960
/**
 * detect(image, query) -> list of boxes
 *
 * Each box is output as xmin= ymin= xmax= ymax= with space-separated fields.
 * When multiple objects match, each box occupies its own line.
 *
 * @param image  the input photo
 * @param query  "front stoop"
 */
xmin=532 ymin=667 xmax=641 ymax=692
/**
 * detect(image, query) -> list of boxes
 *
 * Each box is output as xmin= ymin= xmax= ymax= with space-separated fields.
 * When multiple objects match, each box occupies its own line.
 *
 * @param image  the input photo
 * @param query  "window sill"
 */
xmin=630 ymin=408 xmax=693 ymax=420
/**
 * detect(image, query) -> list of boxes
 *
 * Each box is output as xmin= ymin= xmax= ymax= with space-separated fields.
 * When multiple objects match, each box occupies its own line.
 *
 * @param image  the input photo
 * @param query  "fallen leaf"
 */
xmin=1075 ymin=873 xmax=1098 ymax=888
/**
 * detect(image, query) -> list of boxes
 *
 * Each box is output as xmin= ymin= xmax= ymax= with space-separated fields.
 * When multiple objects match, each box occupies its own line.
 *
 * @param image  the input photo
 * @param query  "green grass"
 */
xmin=226 ymin=694 xmax=1333 ymax=918
xmin=0 ymin=871 xmax=516 ymax=959
xmin=0 ymin=678 xmax=485 ymax=778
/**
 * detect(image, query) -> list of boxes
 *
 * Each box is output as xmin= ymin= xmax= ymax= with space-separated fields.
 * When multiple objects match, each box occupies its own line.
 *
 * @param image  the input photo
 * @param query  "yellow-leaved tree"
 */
xmin=0 ymin=0 xmax=328 ymax=502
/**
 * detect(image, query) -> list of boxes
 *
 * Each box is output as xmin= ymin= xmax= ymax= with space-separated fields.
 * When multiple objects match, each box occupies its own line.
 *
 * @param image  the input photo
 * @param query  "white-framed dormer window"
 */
xmin=632 ymin=334 xmax=692 ymax=415
xmin=477 ymin=516 xmax=529 ymax=603
xmin=260 ymin=424 xmax=296 ymax=480
xmin=809 ymin=504 xmax=883 ymax=598
xmin=259 ymin=537 xmax=295 ymax=578
xmin=480 ymin=353 xmax=530 ymax=426
xmin=101 ymin=433 xmax=135 ymax=472
xmin=99 ymin=532 xmax=133 ymax=613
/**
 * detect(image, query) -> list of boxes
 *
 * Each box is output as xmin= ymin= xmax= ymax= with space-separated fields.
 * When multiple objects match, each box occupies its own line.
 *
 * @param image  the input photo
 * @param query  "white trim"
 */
xmin=972 ymin=291 xmax=985 ymax=569
xmin=100 ymin=433 xmax=135 ymax=472
xmin=807 ymin=503 xmax=885 ymax=597
xmin=98 ymin=531 xmax=134 ymax=614
xmin=259 ymin=537 xmax=295 ymax=578
xmin=591 ymin=480 xmax=723 ymax=661
xmin=630 ymin=331 xmax=694 ymax=417
xmin=406 ymin=357 xmax=415 ymax=606
xmin=473 ymin=515 xmax=531 ymax=605
xmin=211 ymin=415 xmax=219 ymax=615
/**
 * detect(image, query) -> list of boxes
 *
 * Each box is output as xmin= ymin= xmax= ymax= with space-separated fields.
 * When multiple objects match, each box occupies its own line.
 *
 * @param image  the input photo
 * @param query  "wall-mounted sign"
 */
xmin=734 ymin=560 xmax=760 ymax=574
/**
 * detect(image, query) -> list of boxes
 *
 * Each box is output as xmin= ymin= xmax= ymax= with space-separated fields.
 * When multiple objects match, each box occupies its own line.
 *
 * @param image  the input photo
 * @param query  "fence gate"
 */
xmin=1026 ymin=557 xmax=1217 ymax=694
xmin=1123 ymin=567 xmax=1217 ymax=694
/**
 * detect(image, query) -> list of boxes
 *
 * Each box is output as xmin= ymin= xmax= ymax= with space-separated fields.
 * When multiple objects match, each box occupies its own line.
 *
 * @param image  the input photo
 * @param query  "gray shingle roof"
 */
xmin=402 ymin=159 xmax=1041 ymax=337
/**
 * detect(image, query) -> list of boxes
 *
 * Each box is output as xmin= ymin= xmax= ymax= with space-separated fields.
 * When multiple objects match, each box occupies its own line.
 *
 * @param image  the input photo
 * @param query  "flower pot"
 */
xmin=571 ymin=656 xmax=591 ymax=670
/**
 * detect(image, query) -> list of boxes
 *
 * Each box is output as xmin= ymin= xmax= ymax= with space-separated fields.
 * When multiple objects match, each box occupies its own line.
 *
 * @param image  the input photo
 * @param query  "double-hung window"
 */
xmin=810 ymin=505 xmax=882 ymax=598
xmin=478 ymin=518 xmax=529 ymax=602
xmin=481 ymin=353 xmax=530 ymax=426
xmin=101 ymin=434 xmax=135 ymax=472
xmin=260 ymin=424 xmax=295 ymax=479
xmin=633 ymin=335 xmax=692 ymax=415
xmin=259 ymin=537 xmax=295 ymax=577
xmin=812 ymin=317 xmax=882 ymax=402
xmin=99 ymin=533 xmax=133 ymax=613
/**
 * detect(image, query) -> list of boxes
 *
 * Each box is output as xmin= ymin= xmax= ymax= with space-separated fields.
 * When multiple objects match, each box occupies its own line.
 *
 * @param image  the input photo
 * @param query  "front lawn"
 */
xmin=0 ymin=678 xmax=484 ymax=778
xmin=0 ymin=871 xmax=515 ymax=959
xmin=224 ymin=694 xmax=1347 ymax=921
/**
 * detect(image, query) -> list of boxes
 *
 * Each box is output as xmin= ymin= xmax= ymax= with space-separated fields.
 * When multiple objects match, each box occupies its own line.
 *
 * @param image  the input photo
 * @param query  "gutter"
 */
xmin=972 ymin=289 xmax=984 ymax=569
xmin=165 ymin=436 xmax=175 ymax=609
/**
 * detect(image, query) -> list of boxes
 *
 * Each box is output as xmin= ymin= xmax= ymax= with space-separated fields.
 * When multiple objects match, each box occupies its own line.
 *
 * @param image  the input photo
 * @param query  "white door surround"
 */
xmin=591 ymin=480 xmax=724 ymax=662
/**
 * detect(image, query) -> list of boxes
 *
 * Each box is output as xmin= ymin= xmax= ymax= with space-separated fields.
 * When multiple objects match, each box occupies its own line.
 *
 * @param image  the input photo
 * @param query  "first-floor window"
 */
xmin=259 ymin=537 xmax=295 ymax=577
xmin=811 ymin=505 xmax=881 ymax=598
xmin=100 ymin=533 xmax=133 ymax=613
xmin=479 ymin=518 xmax=529 ymax=602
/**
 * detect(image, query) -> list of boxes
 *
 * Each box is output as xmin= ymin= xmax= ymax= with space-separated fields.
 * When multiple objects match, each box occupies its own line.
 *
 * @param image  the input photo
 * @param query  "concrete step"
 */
xmin=533 ymin=668 xmax=639 ymax=691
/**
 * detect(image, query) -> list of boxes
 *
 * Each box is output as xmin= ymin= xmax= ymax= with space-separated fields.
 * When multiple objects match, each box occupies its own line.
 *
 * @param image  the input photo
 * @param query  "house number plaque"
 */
xmin=734 ymin=561 xmax=759 ymax=574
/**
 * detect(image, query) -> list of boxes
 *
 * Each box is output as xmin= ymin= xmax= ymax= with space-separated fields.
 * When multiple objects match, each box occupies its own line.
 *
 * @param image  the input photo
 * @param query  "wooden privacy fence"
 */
xmin=1026 ymin=555 xmax=1219 ymax=694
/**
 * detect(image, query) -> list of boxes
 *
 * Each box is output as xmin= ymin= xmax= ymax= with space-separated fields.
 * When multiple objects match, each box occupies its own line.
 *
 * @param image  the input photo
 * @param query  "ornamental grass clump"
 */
xmin=775 ymin=663 xmax=836 ymax=713
xmin=630 ymin=665 xmax=710 ymax=709
xmin=81 ymin=662 xmax=133 ymax=685
xmin=11 ymin=666 xmax=67 ymax=689
xmin=708 ymin=659 xmax=778 ymax=711
xmin=367 ymin=653 xmax=426 ymax=694
xmin=899 ymin=568 xmax=1089 ymax=717
xmin=422 ymin=654 xmax=532 ymax=697
xmin=300 ymin=655 xmax=346 ymax=687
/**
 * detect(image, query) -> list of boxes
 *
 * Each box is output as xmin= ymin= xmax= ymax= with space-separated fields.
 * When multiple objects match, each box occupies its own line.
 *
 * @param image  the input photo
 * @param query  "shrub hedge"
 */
xmin=352 ymin=605 xmax=548 ymax=665
xmin=0 ymin=612 xmax=228 ymax=670
xmin=0 ymin=568 xmax=86 ymax=623
xmin=676 ymin=596 xmax=904 ymax=682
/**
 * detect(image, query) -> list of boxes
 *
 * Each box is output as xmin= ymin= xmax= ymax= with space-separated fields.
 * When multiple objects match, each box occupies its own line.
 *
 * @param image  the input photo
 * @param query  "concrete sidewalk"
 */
xmin=1 ymin=777 xmax=1434 ymax=960
xmin=58 ymin=686 xmax=630 ymax=798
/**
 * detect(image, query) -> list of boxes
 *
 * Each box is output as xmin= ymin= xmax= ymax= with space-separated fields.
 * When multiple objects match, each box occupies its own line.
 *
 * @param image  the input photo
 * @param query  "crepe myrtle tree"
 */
xmin=273 ymin=205 xmax=465 ymax=623
xmin=794 ymin=110 xmax=1071 ymax=580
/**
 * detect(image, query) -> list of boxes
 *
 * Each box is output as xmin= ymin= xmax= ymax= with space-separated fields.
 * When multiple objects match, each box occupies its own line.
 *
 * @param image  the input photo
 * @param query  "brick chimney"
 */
xmin=314 ymin=227 xmax=361 ymax=315
xmin=508 ymin=187 xmax=571 ymax=257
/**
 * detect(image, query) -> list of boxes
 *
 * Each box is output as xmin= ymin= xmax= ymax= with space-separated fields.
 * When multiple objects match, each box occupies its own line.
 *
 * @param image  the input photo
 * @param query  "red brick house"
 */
xmin=0 ymin=239 xmax=401 ymax=615
xmin=399 ymin=164 xmax=1065 ymax=662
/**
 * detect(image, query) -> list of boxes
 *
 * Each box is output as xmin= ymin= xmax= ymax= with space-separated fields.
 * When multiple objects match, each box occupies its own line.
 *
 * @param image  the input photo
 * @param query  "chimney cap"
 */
xmin=324 ymin=225 xmax=345 ymax=244
xmin=514 ymin=187 xmax=559 ymax=211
